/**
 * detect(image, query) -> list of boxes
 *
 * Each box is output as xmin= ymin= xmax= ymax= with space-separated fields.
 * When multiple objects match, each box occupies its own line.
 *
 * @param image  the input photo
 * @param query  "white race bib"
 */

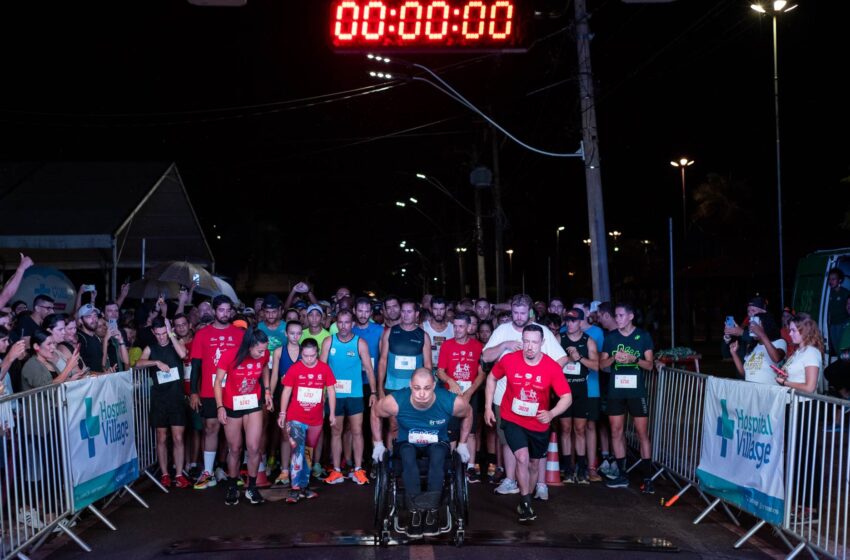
xmin=334 ymin=379 xmax=352 ymax=395
xmin=297 ymin=386 xmax=322 ymax=404
xmin=511 ymin=398 xmax=539 ymax=417
xmin=183 ymin=364 xmax=192 ymax=381
xmin=563 ymin=362 xmax=581 ymax=376
xmin=457 ymin=380 xmax=472 ymax=393
xmin=233 ymin=393 xmax=258 ymax=411
xmin=212 ymin=373 xmax=226 ymax=387
xmin=157 ymin=367 xmax=180 ymax=385
xmin=408 ymin=430 xmax=439 ymax=445
xmin=614 ymin=374 xmax=638 ymax=389
xmin=394 ymin=355 xmax=416 ymax=370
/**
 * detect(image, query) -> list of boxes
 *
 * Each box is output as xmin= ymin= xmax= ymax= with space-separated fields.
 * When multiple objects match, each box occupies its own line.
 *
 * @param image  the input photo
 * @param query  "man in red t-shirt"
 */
xmin=436 ymin=312 xmax=485 ymax=481
xmin=278 ymin=338 xmax=337 ymax=502
xmin=485 ymin=324 xmax=572 ymax=523
xmin=188 ymin=296 xmax=244 ymax=490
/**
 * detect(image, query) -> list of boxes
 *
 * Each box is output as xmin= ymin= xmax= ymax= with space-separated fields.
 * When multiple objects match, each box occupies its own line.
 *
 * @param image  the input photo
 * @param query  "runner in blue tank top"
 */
xmin=320 ymin=309 xmax=376 ymax=485
xmin=371 ymin=368 xmax=472 ymax=538
xmin=378 ymin=300 xmax=433 ymax=446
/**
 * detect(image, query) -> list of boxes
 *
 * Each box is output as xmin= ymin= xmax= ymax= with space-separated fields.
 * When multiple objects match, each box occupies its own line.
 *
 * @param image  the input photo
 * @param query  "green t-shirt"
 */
xmin=258 ymin=321 xmax=287 ymax=354
xmin=300 ymin=328 xmax=331 ymax=349
xmin=602 ymin=328 xmax=654 ymax=398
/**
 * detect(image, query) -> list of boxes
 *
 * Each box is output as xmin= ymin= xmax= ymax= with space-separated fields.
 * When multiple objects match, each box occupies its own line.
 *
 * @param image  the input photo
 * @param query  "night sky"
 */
xmin=1 ymin=0 xmax=847 ymax=302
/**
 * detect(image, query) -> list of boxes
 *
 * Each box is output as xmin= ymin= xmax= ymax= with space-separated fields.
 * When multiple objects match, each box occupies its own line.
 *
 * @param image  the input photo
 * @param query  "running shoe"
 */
xmin=311 ymin=462 xmax=324 ymax=479
xmin=274 ymin=471 xmax=291 ymax=487
xmin=587 ymin=467 xmax=603 ymax=483
xmin=174 ymin=475 xmax=191 ymax=488
xmin=562 ymin=472 xmax=577 ymax=484
xmin=18 ymin=507 xmax=46 ymax=530
xmin=224 ymin=485 xmax=239 ymax=506
xmin=640 ymin=478 xmax=655 ymax=495
xmin=486 ymin=463 xmax=497 ymax=484
xmin=301 ymin=488 xmax=319 ymax=500
xmin=575 ymin=471 xmax=590 ymax=485
xmin=605 ymin=475 xmax=629 ymax=489
xmin=324 ymin=470 xmax=345 ymax=484
xmin=466 ymin=467 xmax=481 ymax=484
xmin=160 ymin=474 xmax=172 ymax=487
xmin=214 ymin=467 xmax=228 ymax=483
xmin=286 ymin=490 xmax=301 ymax=504
xmin=424 ymin=509 xmax=440 ymax=536
xmin=351 ymin=468 xmax=370 ymax=485
xmin=517 ymin=502 xmax=537 ymax=523
xmin=598 ymin=458 xmax=614 ymax=478
xmin=193 ymin=471 xmax=216 ymax=490
xmin=533 ymin=483 xmax=549 ymax=501
xmin=245 ymin=488 xmax=265 ymax=505
xmin=494 ymin=478 xmax=520 ymax=495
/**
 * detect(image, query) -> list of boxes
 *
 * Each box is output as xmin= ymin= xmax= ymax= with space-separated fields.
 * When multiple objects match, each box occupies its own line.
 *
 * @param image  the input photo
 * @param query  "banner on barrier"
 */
xmin=65 ymin=371 xmax=139 ymax=511
xmin=696 ymin=377 xmax=787 ymax=525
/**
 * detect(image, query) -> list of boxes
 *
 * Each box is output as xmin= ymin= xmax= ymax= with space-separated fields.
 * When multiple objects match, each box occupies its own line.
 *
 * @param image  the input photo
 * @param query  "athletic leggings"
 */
xmin=288 ymin=421 xmax=322 ymax=489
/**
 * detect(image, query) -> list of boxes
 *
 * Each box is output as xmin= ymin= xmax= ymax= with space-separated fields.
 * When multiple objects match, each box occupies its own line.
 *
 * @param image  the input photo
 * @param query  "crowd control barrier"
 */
xmin=646 ymin=366 xmax=850 ymax=559
xmin=0 ymin=369 xmax=159 ymax=560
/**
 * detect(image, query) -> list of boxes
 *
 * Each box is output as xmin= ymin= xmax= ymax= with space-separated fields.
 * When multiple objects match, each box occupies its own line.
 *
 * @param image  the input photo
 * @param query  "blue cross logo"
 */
xmin=715 ymin=399 xmax=734 ymax=458
xmin=79 ymin=397 xmax=100 ymax=458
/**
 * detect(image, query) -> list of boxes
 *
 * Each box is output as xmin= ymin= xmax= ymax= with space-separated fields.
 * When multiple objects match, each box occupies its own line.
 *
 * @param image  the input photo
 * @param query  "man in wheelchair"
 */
xmin=371 ymin=367 xmax=473 ymax=539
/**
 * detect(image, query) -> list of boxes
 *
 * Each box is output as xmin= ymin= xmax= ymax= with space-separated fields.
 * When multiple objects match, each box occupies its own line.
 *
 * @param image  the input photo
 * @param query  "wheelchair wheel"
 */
xmin=373 ymin=453 xmax=390 ymax=530
xmin=451 ymin=452 xmax=469 ymax=526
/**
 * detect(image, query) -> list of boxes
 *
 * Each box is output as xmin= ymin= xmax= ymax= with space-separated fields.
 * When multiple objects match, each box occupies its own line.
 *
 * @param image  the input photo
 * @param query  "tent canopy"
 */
xmin=0 ymin=162 xmax=214 ymax=295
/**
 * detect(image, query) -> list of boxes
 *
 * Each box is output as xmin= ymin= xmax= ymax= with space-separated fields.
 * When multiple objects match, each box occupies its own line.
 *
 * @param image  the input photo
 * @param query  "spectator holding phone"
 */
xmin=728 ymin=312 xmax=786 ymax=385
xmin=22 ymin=330 xmax=84 ymax=389
xmin=777 ymin=316 xmax=823 ymax=393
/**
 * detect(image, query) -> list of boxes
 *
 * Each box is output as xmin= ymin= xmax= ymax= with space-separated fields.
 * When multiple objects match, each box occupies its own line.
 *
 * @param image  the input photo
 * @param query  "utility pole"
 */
xmin=470 ymin=166 xmax=492 ymax=299
xmin=491 ymin=135 xmax=506 ymax=302
xmin=575 ymin=0 xmax=611 ymax=302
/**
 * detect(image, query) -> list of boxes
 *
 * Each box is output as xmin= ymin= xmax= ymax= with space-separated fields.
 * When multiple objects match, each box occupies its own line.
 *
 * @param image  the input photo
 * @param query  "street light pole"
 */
xmin=752 ymin=0 xmax=797 ymax=308
xmin=555 ymin=226 xmax=565 ymax=297
xmin=506 ymin=249 xmax=514 ymax=292
xmin=455 ymin=247 xmax=467 ymax=297
xmin=670 ymin=158 xmax=694 ymax=240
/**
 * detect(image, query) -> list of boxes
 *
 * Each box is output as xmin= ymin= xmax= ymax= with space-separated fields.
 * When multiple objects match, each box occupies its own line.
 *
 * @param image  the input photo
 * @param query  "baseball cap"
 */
xmin=262 ymin=295 xmax=281 ymax=309
xmin=232 ymin=319 xmax=248 ymax=329
xmin=565 ymin=308 xmax=585 ymax=321
xmin=77 ymin=303 xmax=100 ymax=319
xmin=589 ymin=301 xmax=601 ymax=313
xmin=294 ymin=301 xmax=308 ymax=310
xmin=748 ymin=295 xmax=768 ymax=310
xmin=242 ymin=307 xmax=256 ymax=316
xmin=306 ymin=304 xmax=324 ymax=315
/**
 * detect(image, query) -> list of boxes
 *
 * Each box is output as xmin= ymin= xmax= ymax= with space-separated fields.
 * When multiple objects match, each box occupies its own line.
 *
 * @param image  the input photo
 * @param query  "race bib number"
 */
xmin=233 ymin=393 xmax=258 ymax=411
xmin=614 ymin=374 xmax=638 ymax=389
xmin=563 ymin=362 xmax=581 ymax=376
xmin=183 ymin=364 xmax=192 ymax=381
xmin=157 ymin=367 xmax=180 ymax=385
xmin=334 ymin=379 xmax=352 ymax=395
xmin=394 ymin=355 xmax=416 ymax=370
xmin=457 ymin=380 xmax=472 ymax=393
xmin=297 ymin=386 xmax=322 ymax=404
xmin=511 ymin=398 xmax=539 ymax=417
xmin=408 ymin=430 xmax=439 ymax=445
xmin=212 ymin=373 xmax=226 ymax=387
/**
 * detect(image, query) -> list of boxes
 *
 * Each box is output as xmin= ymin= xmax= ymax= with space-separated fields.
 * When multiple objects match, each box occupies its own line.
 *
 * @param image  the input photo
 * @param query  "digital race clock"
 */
xmin=330 ymin=0 xmax=528 ymax=52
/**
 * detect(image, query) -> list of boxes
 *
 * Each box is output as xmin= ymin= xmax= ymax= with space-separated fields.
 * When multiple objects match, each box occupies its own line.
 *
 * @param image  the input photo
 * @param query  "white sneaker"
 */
xmin=534 ymin=483 xmax=549 ymax=501
xmin=19 ymin=507 xmax=45 ymax=530
xmin=494 ymin=478 xmax=520 ymax=495
xmin=214 ymin=467 xmax=228 ymax=483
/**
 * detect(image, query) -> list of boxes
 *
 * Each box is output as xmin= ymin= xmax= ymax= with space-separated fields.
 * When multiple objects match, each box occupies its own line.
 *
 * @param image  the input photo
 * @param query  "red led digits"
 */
xmin=462 ymin=1 xmax=486 ymax=39
xmin=331 ymin=0 xmax=520 ymax=49
xmin=361 ymin=1 xmax=387 ymax=40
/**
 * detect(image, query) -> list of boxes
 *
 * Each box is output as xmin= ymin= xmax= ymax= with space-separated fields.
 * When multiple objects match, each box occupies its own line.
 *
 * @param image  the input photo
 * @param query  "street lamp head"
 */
xmin=750 ymin=1 xmax=797 ymax=13
xmin=671 ymin=157 xmax=694 ymax=167
xmin=557 ymin=226 xmax=565 ymax=232
xmin=395 ymin=201 xmax=406 ymax=208
xmin=583 ymin=238 xmax=592 ymax=246
xmin=415 ymin=173 xmax=427 ymax=180
xmin=409 ymin=197 xmax=418 ymax=204
xmin=505 ymin=249 xmax=514 ymax=255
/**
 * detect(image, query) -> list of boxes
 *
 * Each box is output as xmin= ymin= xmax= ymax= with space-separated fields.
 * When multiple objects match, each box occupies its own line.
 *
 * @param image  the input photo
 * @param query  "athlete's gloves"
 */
xmin=372 ymin=441 xmax=387 ymax=463
xmin=456 ymin=443 xmax=470 ymax=464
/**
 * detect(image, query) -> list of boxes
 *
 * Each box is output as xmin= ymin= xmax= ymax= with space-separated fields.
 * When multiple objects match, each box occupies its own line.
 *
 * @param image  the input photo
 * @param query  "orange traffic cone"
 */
xmin=544 ymin=431 xmax=562 ymax=486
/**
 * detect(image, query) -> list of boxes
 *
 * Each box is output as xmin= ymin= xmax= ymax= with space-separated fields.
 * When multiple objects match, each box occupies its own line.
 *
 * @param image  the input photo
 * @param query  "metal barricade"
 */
xmin=784 ymin=391 xmax=850 ymax=559
xmin=129 ymin=367 xmax=166 ymax=492
xmin=0 ymin=385 xmax=89 ymax=560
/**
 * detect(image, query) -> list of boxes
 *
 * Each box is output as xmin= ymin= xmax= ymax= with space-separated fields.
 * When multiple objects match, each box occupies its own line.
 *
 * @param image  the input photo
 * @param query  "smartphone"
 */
xmin=724 ymin=316 xmax=736 ymax=328
xmin=751 ymin=316 xmax=762 ymax=326
xmin=192 ymin=273 xmax=200 ymax=286
xmin=770 ymin=364 xmax=787 ymax=377
xmin=108 ymin=318 xmax=118 ymax=330
xmin=83 ymin=284 xmax=96 ymax=293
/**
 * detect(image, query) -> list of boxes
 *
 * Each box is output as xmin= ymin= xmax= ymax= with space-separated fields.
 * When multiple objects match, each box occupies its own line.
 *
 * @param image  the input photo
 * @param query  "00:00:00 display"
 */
xmin=332 ymin=0 xmax=516 ymax=43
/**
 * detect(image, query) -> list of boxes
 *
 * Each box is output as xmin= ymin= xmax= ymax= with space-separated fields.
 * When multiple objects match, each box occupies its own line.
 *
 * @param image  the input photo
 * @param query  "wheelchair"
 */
xmin=373 ymin=444 xmax=470 ymax=546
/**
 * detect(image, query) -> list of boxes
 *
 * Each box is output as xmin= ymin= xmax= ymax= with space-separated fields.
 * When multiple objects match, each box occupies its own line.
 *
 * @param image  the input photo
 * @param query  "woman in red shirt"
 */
xmin=214 ymin=328 xmax=272 ymax=506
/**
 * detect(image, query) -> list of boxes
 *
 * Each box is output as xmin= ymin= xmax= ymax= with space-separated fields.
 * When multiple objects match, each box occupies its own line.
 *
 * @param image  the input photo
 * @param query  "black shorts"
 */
xmin=332 ymin=396 xmax=365 ymax=417
xmin=501 ymin=419 xmax=549 ymax=459
xmin=447 ymin=395 xmax=480 ymax=441
xmin=225 ymin=406 xmax=263 ymax=419
xmin=606 ymin=396 xmax=649 ymax=418
xmin=150 ymin=396 xmax=187 ymax=428
xmin=558 ymin=382 xmax=600 ymax=421
xmin=199 ymin=397 xmax=219 ymax=419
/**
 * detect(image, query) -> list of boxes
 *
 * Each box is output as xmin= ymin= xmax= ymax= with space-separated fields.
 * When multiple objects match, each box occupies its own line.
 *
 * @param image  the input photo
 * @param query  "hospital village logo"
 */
xmin=715 ymin=398 xmax=774 ymax=468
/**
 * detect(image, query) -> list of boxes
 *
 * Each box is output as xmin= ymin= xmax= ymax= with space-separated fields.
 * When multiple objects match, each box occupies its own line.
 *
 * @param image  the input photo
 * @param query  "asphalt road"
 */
xmin=36 ymin=469 xmax=790 ymax=560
